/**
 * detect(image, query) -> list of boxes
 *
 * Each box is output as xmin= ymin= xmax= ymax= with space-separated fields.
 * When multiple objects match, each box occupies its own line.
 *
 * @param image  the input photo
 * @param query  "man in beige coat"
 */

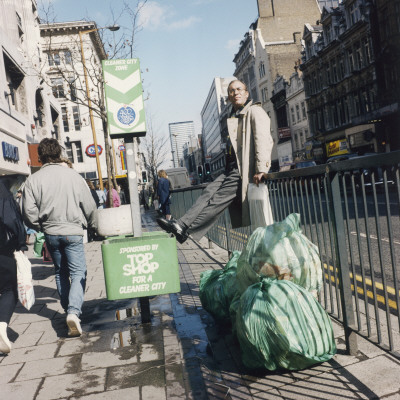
xmin=157 ymin=79 xmax=273 ymax=243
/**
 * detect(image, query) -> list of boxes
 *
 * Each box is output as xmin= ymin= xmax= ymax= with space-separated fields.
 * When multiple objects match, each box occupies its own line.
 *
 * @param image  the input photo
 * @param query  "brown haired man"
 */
xmin=22 ymin=138 xmax=97 ymax=336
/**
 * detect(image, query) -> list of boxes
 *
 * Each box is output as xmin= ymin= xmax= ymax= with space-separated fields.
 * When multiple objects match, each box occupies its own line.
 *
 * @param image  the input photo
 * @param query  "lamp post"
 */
xmin=78 ymin=24 xmax=119 ymax=191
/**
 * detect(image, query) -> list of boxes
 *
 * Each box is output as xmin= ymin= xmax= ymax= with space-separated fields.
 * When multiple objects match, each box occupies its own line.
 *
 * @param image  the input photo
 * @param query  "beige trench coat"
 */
xmin=227 ymin=101 xmax=273 ymax=227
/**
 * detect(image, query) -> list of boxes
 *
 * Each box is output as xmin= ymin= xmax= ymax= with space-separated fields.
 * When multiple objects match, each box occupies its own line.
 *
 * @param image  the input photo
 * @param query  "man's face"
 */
xmin=228 ymin=81 xmax=249 ymax=109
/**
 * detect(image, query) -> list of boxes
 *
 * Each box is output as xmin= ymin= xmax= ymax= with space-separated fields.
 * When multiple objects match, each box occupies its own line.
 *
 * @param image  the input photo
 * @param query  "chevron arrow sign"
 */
xmin=102 ymin=58 xmax=146 ymax=138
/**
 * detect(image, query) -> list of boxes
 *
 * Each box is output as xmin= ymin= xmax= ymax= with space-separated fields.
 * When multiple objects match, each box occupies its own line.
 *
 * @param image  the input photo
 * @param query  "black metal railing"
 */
xmin=170 ymin=151 xmax=400 ymax=357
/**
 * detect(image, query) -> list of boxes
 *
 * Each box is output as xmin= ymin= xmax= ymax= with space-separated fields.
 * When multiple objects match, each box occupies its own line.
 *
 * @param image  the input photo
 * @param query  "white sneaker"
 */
xmin=66 ymin=314 xmax=82 ymax=337
xmin=0 ymin=322 xmax=11 ymax=354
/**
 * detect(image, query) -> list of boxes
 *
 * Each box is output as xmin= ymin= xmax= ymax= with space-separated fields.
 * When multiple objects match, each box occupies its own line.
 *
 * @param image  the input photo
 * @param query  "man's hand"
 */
xmin=253 ymin=172 xmax=265 ymax=186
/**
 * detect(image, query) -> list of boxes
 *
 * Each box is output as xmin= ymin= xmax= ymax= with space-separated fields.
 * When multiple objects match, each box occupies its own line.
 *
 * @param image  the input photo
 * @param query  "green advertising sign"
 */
xmin=101 ymin=233 xmax=181 ymax=300
xmin=102 ymin=58 xmax=146 ymax=138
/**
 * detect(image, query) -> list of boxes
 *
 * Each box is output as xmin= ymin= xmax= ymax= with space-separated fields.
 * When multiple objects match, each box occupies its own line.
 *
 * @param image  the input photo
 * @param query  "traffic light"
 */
xmin=204 ymin=162 xmax=211 ymax=175
xmin=141 ymin=170 xmax=148 ymax=183
xmin=197 ymin=165 xmax=203 ymax=177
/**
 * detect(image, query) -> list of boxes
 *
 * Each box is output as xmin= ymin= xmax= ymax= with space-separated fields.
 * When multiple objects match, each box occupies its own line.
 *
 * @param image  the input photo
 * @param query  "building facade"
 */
xmin=300 ymin=0 xmax=382 ymax=157
xmin=372 ymin=0 xmax=400 ymax=151
xmin=40 ymin=21 xmax=124 ymax=182
xmin=0 ymin=0 xmax=61 ymax=188
xmin=169 ymin=121 xmax=194 ymax=168
xmin=286 ymin=70 xmax=311 ymax=161
xmin=200 ymin=77 xmax=234 ymax=179
xmin=233 ymin=0 xmax=323 ymax=171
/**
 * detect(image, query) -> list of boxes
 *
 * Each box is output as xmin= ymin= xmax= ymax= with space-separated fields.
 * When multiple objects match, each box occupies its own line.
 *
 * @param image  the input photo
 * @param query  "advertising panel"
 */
xmin=326 ymin=139 xmax=348 ymax=157
xmin=101 ymin=232 xmax=180 ymax=300
xmin=102 ymin=59 xmax=146 ymax=138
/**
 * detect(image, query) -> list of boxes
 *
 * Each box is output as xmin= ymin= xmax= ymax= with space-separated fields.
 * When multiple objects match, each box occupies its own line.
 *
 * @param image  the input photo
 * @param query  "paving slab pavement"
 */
xmin=1 ymin=209 xmax=400 ymax=399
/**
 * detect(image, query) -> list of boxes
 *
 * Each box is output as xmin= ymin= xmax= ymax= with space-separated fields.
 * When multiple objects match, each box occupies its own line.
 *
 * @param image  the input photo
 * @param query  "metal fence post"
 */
xmin=329 ymin=171 xmax=358 ymax=355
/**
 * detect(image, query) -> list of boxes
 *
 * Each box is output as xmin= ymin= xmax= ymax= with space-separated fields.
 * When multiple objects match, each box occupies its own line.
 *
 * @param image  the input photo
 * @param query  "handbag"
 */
xmin=247 ymin=183 xmax=274 ymax=230
xmin=15 ymin=250 xmax=35 ymax=310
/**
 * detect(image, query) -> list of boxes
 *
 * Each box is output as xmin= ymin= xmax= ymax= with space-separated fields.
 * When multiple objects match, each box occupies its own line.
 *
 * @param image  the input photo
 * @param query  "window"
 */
xmin=48 ymin=52 xmax=61 ymax=66
xmin=299 ymin=130 xmax=304 ymax=147
xmin=68 ymin=76 xmax=77 ymax=101
xmin=51 ymin=77 xmax=64 ymax=98
xmin=339 ymin=56 xmax=345 ymax=79
xmin=61 ymin=106 xmax=69 ymax=132
xmin=301 ymin=102 xmax=307 ymax=119
xmin=16 ymin=12 xmax=23 ymax=38
xmin=347 ymin=49 xmax=354 ymax=72
xmin=363 ymin=39 xmax=372 ymax=64
xmin=261 ymin=87 xmax=268 ymax=103
xmin=72 ymin=106 xmax=81 ymax=131
xmin=325 ymin=23 xmax=332 ymax=43
xmin=3 ymin=52 xmax=26 ymax=114
xmin=291 ymin=107 xmax=296 ymax=124
xmin=296 ymin=104 xmax=301 ymax=122
xmin=355 ymin=44 xmax=363 ymax=69
xmin=294 ymin=134 xmax=299 ymax=150
xmin=332 ymin=59 xmax=338 ymax=82
xmin=64 ymin=50 xmax=72 ymax=64
xmin=65 ymin=141 xmax=83 ymax=163
xmin=349 ymin=2 xmax=360 ymax=25
xmin=259 ymin=62 xmax=265 ymax=78
xmin=326 ymin=63 xmax=331 ymax=85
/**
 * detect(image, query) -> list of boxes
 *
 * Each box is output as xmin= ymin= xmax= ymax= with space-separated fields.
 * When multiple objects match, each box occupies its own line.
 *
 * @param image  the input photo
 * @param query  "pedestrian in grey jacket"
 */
xmin=22 ymin=138 xmax=97 ymax=337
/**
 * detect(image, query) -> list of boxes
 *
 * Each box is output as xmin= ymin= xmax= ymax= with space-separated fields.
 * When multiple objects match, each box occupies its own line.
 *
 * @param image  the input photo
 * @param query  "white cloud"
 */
xmin=138 ymin=1 xmax=200 ymax=31
xmin=138 ymin=1 xmax=167 ymax=30
xmin=167 ymin=16 xmax=201 ymax=31
xmin=226 ymin=39 xmax=240 ymax=50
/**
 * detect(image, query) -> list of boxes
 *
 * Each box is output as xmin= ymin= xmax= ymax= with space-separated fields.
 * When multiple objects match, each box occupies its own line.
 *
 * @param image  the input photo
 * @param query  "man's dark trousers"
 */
xmin=178 ymin=169 xmax=241 ymax=240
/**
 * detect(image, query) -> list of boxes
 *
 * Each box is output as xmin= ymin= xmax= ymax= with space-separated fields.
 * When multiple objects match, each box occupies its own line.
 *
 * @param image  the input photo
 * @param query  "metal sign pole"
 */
xmin=124 ymin=137 xmax=142 ymax=238
xmin=124 ymin=137 xmax=150 ymax=323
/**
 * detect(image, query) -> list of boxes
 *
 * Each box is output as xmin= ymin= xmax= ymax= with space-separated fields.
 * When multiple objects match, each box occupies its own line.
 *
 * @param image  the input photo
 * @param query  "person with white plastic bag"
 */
xmin=0 ymin=180 xmax=29 ymax=354
xmin=156 ymin=79 xmax=274 ymax=243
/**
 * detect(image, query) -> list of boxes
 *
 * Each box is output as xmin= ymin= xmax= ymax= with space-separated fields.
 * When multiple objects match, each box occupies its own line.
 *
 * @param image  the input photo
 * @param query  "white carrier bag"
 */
xmin=15 ymin=250 xmax=35 ymax=310
xmin=247 ymin=183 xmax=274 ymax=230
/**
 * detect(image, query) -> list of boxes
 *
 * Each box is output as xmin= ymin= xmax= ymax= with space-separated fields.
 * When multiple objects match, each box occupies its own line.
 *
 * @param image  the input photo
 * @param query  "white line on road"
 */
xmin=350 ymin=231 xmax=400 ymax=245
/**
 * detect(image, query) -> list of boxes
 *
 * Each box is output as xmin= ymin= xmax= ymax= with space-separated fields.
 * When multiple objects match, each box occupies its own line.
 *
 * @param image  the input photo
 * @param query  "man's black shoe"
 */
xmin=156 ymin=217 xmax=188 ymax=244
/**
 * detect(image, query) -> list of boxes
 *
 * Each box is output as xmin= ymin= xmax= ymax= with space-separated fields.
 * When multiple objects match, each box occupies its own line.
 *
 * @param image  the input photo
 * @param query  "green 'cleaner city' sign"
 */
xmin=101 ymin=232 xmax=180 ymax=300
xmin=102 ymin=58 xmax=146 ymax=138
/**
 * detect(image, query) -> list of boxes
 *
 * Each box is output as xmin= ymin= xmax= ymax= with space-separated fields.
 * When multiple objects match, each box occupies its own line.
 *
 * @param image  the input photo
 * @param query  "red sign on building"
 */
xmin=278 ymin=127 xmax=291 ymax=139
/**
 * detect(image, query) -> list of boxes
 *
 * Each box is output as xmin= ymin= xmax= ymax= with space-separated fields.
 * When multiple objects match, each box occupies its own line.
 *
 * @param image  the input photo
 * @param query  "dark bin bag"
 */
xmin=199 ymin=251 xmax=241 ymax=323
xmin=236 ymin=213 xmax=322 ymax=297
xmin=33 ymin=232 xmax=45 ymax=258
xmin=236 ymin=278 xmax=336 ymax=371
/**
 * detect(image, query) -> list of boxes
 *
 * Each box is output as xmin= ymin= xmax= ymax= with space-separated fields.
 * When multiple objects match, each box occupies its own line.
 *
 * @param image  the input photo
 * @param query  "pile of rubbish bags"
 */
xmin=199 ymin=213 xmax=336 ymax=371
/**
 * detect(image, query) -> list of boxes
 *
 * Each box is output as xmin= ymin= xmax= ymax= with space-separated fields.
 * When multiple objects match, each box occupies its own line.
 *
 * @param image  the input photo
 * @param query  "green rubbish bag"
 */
xmin=236 ymin=213 xmax=322 ymax=296
xmin=33 ymin=232 xmax=45 ymax=258
xmin=199 ymin=250 xmax=241 ymax=323
xmin=236 ymin=278 xmax=336 ymax=371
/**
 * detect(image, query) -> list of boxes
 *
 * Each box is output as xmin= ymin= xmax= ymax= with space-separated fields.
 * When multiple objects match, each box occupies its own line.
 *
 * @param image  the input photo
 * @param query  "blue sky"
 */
xmin=40 ymin=0 xmax=258 ymax=138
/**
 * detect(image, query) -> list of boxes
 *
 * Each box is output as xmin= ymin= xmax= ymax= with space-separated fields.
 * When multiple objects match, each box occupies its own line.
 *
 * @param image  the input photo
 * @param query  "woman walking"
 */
xmin=157 ymin=170 xmax=172 ymax=220
xmin=0 ymin=181 xmax=27 ymax=354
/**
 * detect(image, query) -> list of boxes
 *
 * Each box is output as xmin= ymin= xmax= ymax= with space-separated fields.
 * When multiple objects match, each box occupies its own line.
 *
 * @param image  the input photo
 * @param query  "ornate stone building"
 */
xmin=301 ymin=0 xmax=383 ymax=156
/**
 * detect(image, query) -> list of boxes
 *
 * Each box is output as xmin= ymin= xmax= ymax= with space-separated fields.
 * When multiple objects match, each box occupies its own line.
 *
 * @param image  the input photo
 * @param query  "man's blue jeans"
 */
xmin=45 ymin=235 xmax=87 ymax=317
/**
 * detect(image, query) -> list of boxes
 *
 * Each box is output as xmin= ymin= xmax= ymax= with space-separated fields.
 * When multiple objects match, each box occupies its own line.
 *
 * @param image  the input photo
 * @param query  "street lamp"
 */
xmin=78 ymin=24 xmax=120 ymax=190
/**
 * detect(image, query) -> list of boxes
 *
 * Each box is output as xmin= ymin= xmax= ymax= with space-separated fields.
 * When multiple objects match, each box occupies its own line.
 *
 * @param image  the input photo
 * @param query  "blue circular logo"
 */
xmin=117 ymin=106 xmax=136 ymax=126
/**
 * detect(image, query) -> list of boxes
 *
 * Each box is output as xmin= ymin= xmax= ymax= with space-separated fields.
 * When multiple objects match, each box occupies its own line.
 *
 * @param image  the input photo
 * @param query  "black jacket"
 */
xmin=0 ymin=182 xmax=27 ymax=255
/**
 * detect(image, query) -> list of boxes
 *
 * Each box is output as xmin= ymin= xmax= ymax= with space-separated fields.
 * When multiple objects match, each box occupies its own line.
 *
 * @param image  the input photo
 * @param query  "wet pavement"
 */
xmin=1 ymin=208 xmax=400 ymax=399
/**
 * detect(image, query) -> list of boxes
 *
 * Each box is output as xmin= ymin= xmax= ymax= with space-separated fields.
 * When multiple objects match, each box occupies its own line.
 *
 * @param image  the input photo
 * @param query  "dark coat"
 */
xmin=157 ymin=177 xmax=171 ymax=206
xmin=0 ymin=182 xmax=27 ymax=255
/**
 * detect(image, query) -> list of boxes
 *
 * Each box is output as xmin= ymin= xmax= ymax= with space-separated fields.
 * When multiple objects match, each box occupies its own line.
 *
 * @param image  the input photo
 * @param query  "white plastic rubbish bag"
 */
xmin=247 ymin=183 xmax=274 ymax=230
xmin=15 ymin=251 xmax=35 ymax=310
